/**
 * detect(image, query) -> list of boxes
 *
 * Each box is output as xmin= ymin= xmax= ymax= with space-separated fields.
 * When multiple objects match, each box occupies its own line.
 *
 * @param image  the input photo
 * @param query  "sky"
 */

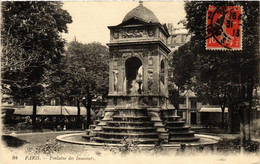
xmin=61 ymin=1 xmax=186 ymax=45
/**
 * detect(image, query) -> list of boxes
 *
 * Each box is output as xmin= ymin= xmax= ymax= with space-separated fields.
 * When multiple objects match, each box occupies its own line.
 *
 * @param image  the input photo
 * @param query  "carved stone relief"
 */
xmin=113 ymin=32 xmax=119 ymax=39
xmin=113 ymin=58 xmax=118 ymax=67
xmin=148 ymin=56 xmax=153 ymax=66
xmin=122 ymin=51 xmax=144 ymax=61
xmin=112 ymin=51 xmax=121 ymax=58
xmin=147 ymin=69 xmax=153 ymax=93
xmin=159 ymin=31 xmax=167 ymax=43
xmin=113 ymin=70 xmax=118 ymax=92
xmin=113 ymin=28 xmax=155 ymax=39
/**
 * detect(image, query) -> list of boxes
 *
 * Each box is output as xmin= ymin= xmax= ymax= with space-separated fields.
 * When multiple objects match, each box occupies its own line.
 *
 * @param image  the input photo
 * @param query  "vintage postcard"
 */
xmin=1 ymin=1 xmax=259 ymax=164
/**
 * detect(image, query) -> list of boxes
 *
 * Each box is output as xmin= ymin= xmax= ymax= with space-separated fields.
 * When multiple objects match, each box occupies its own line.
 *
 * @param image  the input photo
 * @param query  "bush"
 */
xmin=118 ymin=138 xmax=140 ymax=154
xmin=34 ymin=142 xmax=64 ymax=155
xmin=217 ymin=138 xmax=259 ymax=152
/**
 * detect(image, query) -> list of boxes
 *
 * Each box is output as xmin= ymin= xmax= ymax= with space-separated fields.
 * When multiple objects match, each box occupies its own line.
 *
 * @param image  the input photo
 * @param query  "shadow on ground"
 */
xmin=1 ymin=135 xmax=28 ymax=148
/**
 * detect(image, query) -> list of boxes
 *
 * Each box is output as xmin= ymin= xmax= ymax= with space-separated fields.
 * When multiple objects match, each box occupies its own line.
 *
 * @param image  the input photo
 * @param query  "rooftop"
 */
xmin=122 ymin=3 xmax=160 ymax=24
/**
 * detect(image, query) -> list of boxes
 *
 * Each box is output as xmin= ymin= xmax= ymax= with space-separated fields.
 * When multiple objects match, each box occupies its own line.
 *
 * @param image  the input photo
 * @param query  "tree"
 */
xmin=172 ymin=41 xmax=231 ymax=127
xmin=178 ymin=1 xmax=259 ymax=150
xmin=57 ymin=41 xmax=109 ymax=129
xmin=168 ymin=42 xmax=196 ymax=110
xmin=1 ymin=2 xmax=72 ymax=128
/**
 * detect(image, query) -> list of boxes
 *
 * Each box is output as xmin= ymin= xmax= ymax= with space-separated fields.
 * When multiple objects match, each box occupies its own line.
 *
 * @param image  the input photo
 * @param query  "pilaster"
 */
xmin=118 ymin=58 xmax=123 ymax=93
xmin=109 ymin=58 xmax=114 ymax=94
xmin=153 ymin=55 xmax=159 ymax=94
xmin=143 ymin=55 xmax=148 ymax=94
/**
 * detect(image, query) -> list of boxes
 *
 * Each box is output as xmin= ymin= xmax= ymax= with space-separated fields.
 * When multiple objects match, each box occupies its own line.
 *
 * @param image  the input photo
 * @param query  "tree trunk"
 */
xmin=238 ymin=107 xmax=245 ymax=152
xmin=243 ymin=106 xmax=251 ymax=141
xmin=247 ymin=106 xmax=251 ymax=140
xmin=238 ymin=104 xmax=252 ymax=152
xmin=32 ymin=98 xmax=37 ymax=130
xmin=221 ymin=107 xmax=225 ymax=128
xmin=228 ymin=107 xmax=233 ymax=133
xmin=218 ymin=95 xmax=227 ymax=129
xmin=76 ymin=98 xmax=81 ymax=128
xmin=82 ymin=96 xmax=92 ymax=129
xmin=87 ymin=97 xmax=92 ymax=129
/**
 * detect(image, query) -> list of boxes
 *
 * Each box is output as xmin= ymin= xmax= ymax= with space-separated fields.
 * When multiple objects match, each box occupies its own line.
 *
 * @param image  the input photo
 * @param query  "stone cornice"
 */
xmin=107 ymin=40 xmax=171 ymax=54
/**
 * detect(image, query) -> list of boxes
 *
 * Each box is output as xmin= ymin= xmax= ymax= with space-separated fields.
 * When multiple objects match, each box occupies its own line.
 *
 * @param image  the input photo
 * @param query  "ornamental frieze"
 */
xmin=122 ymin=51 xmax=144 ymax=60
xmin=113 ymin=28 xmax=154 ymax=39
xmin=111 ymin=51 xmax=121 ymax=58
xmin=158 ymin=31 xmax=167 ymax=43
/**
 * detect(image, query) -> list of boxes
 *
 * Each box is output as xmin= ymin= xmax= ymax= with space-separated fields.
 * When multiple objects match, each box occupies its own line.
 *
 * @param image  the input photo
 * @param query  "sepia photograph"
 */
xmin=1 ymin=1 xmax=259 ymax=163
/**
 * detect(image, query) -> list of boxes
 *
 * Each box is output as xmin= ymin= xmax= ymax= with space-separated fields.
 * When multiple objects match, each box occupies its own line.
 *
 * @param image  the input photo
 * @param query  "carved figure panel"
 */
xmin=113 ymin=70 xmax=118 ymax=92
xmin=113 ymin=28 xmax=155 ymax=40
xmin=113 ymin=58 xmax=118 ymax=67
xmin=160 ymin=60 xmax=165 ymax=85
xmin=147 ymin=69 xmax=153 ymax=93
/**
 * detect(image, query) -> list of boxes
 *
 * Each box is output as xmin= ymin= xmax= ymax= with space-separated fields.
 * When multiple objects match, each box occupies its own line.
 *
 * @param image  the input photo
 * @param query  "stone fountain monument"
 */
xmin=85 ymin=3 xmax=199 ymax=144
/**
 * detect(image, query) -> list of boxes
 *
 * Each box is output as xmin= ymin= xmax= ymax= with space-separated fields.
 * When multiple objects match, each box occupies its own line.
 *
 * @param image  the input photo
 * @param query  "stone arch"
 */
xmin=125 ymin=57 xmax=143 ymax=94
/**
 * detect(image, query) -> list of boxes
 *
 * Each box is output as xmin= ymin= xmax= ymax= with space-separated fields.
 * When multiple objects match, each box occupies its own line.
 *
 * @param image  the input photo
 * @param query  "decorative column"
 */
xmin=165 ymin=60 xmax=168 ymax=97
xmin=143 ymin=55 xmax=148 ymax=94
xmin=153 ymin=55 xmax=159 ymax=94
xmin=122 ymin=65 xmax=126 ymax=94
xmin=109 ymin=58 xmax=114 ymax=94
xmin=117 ymin=58 xmax=123 ymax=94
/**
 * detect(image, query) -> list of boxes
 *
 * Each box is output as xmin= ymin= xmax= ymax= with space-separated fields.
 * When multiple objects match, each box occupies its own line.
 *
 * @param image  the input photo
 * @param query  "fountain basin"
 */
xmin=56 ymin=132 xmax=219 ymax=148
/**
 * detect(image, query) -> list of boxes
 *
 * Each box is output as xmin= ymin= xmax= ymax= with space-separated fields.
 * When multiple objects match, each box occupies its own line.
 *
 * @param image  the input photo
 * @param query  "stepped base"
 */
xmin=85 ymin=106 xmax=199 ymax=144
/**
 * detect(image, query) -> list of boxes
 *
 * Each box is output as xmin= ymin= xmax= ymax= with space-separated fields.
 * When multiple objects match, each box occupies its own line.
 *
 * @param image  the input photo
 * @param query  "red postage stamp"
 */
xmin=206 ymin=6 xmax=242 ymax=50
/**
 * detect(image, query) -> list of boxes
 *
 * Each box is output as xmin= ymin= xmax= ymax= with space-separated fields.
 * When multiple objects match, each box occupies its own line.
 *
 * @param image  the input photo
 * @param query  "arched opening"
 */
xmin=125 ymin=57 xmax=143 ymax=94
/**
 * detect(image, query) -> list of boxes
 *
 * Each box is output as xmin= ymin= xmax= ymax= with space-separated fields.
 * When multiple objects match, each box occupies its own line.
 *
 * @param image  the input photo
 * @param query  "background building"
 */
xmin=166 ymin=23 xmax=191 ymax=51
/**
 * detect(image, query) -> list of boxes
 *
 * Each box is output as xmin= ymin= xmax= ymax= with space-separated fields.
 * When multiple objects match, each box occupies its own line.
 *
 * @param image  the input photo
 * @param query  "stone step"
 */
xmin=93 ymin=137 xmax=159 ymax=144
xmin=103 ymin=127 xmax=156 ymax=133
xmin=169 ymin=131 xmax=195 ymax=138
xmin=166 ymin=126 xmax=190 ymax=130
xmin=85 ymin=129 xmax=92 ymax=133
xmin=97 ymin=131 xmax=159 ymax=139
xmin=107 ymin=121 xmax=152 ymax=124
xmin=102 ymin=126 xmax=156 ymax=130
xmin=113 ymin=116 xmax=150 ymax=118
xmin=165 ymin=121 xmax=186 ymax=127
xmin=169 ymin=131 xmax=195 ymax=135
xmin=89 ymin=125 xmax=96 ymax=130
xmin=82 ymin=134 xmax=92 ymax=139
xmin=169 ymin=136 xmax=200 ymax=142
xmin=163 ymin=116 xmax=182 ymax=121
xmin=112 ymin=116 xmax=151 ymax=121
xmin=165 ymin=121 xmax=186 ymax=124
xmin=93 ymin=120 xmax=100 ymax=124
xmin=98 ymin=132 xmax=158 ymax=136
xmin=106 ymin=121 xmax=154 ymax=127
xmin=162 ymin=116 xmax=181 ymax=118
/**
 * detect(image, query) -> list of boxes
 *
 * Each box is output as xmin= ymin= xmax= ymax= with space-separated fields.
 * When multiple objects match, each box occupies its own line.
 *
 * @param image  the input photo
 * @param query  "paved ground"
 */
xmin=1 ymin=130 xmax=260 ymax=164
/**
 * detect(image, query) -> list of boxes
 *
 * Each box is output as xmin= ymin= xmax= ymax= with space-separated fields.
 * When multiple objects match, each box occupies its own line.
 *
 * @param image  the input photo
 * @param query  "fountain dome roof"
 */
xmin=122 ymin=3 xmax=160 ymax=24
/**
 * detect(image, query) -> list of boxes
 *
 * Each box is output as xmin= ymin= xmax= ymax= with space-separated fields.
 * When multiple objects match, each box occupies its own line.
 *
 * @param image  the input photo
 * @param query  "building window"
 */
xmin=191 ymin=100 xmax=197 ymax=109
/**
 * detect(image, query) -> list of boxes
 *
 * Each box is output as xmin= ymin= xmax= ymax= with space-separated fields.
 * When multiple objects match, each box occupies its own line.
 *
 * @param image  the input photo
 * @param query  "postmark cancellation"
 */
xmin=206 ymin=6 xmax=243 ymax=51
